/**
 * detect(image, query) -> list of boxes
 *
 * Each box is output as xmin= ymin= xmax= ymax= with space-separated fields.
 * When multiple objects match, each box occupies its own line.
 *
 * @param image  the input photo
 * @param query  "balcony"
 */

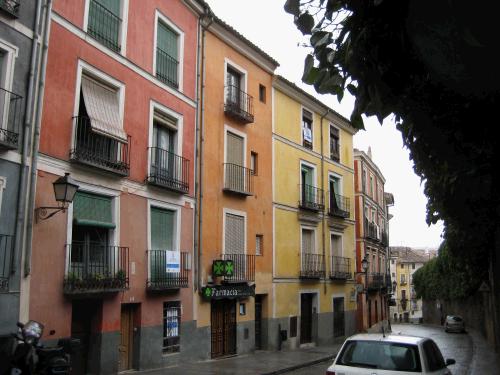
xmin=0 ymin=234 xmax=13 ymax=292
xmin=156 ymin=48 xmax=179 ymax=88
xmin=328 ymin=193 xmax=350 ymax=218
xmin=400 ymin=279 xmax=407 ymax=286
xmin=147 ymin=250 xmax=189 ymax=291
xmin=224 ymin=84 xmax=254 ymax=124
xmin=401 ymin=298 xmax=408 ymax=311
xmin=70 ymin=116 xmax=130 ymax=176
xmin=300 ymin=253 xmax=325 ymax=279
xmin=223 ymin=163 xmax=253 ymax=196
xmin=299 ymin=184 xmax=325 ymax=211
xmin=221 ymin=253 xmax=255 ymax=283
xmin=147 ymin=147 xmax=189 ymax=194
xmin=0 ymin=0 xmax=20 ymax=17
xmin=87 ymin=0 xmax=121 ymax=52
xmin=364 ymin=218 xmax=380 ymax=242
xmin=367 ymin=272 xmax=385 ymax=290
xmin=0 ymin=87 xmax=23 ymax=150
xmin=381 ymin=230 xmax=389 ymax=246
xmin=64 ymin=243 xmax=129 ymax=294
xmin=330 ymin=256 xmax=351 ymax=280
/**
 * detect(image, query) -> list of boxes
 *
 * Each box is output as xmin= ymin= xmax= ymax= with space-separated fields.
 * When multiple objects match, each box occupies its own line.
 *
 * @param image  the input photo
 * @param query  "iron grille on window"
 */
xmin=0 ymin=87 xmax=23 ymax=150
xmin=87 ymin=0 xmax=121 ymax=52
xmin=163 ymin=303 xmax=181 ymax=353
xmin=299 ymin=184 xmax=324 ymax=211
xmin=156 ymin=48 xmax=179 ymax=88
xmin=0 ymin=234 xmax=13 ymax=291
xmin=0 ymin=0 xmax=20 ymax=17
xmin=147 ymin=147 xmax=189 ymax=193
xmin=224 ymin=84 xmax=254 ymax=123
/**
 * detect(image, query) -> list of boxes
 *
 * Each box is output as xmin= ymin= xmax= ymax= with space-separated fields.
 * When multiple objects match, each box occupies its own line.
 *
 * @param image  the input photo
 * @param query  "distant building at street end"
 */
xmin=389 ymin=246 xmax=435 ymax=323
xmin=353 ymin=148 xmax=394 ymax=332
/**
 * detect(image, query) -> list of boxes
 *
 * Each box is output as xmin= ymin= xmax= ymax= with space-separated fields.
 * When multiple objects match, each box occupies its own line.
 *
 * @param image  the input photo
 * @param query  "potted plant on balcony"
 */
xmin=114 ymin=269 xmax=127 ymax=289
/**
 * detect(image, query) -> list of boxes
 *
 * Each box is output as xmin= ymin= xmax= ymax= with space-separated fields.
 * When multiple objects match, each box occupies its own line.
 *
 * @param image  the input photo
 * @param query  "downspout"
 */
xmin=12 ymin=0 xmax=43 ymax=275
xmin=195 ymin=7 xmax=214 ymax=291
xmin=320 ymin=109 xmax=330 ymax=295
xmin=24 ymin=0 xmax=53 ymax=276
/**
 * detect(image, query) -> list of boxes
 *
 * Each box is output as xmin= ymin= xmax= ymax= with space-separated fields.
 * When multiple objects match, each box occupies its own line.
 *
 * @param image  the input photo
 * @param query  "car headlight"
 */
xmin=22 ymin=320 xmax=44 ymax=343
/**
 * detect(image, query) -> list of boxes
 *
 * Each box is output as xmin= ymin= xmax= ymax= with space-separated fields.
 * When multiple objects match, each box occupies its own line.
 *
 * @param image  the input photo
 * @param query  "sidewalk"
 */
xmin=467 ymin=327 xmax=500 ymax=375
xmin=140 ymin=344 xmax=341 ymax=375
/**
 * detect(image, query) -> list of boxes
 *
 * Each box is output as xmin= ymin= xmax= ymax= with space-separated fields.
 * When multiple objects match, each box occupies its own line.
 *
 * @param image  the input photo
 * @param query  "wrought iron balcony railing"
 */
xmin=328 ymin=192 xmax=350 ymax=218
xmin=64 ymin=243 xmax=129 ymax=294
xmin=299 ymin=184 xmax=325 ymax=211
xmin=221 ymin=253 xmax=255 ymax=283
xmin=367 ymin=272 xmax=385 ymax=290
xmin=147 ymin=250 xmax=189 ymax=290
xmin=224 ymin=84 xmax=254 ymax=124
xmin=156 ymin=48 xmax=179 ymax=88
xmin=0 ymin=0 xmax=20 ymax=17
xmin=330 ymin=256 xmax=351 ymax=280
xmin=70 ymin=116 xmax=130 ymax=176
xmin=0 ymin=87 xmax=23 ymax=150
xmin=0 ymin=234 xmax=13 ymax=292
xmin=364 ymin=218 xmax=380 ymax=241
xmin=223 ymin=163 xmax=254 ymax=196
xmin=300 ymin=253 xmax=325 ymax=279
xmin=147 ymin=147 xmax=189 ymax=193
xmin=87 ymin=0 xmax=121 ymax=52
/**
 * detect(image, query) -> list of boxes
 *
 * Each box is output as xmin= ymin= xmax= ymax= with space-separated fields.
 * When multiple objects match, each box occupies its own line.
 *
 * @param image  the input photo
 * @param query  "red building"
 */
xmin=30 ymin=0 xmax=202 ymax=372
xmin=354 ymin=148 xmax=394 ymax=332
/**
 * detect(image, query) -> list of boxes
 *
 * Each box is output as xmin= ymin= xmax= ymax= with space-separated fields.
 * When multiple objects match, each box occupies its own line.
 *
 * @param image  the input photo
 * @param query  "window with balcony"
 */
xmin=330 ymin=233 xmax=350 ymax=280
xmin=223 ymin=212 xmax=254 ymax=282
xmin=300 ymin=164 xmax=323 ymax=210
xmin=64 ymin=191 xmax=129 ymax=294
xmin=224 ymin=130 xmax=252 ymax=196
xmin=301 ymin=228 xmax=324 ymax=278
xmin=87 ymin=0 xmax=123 ymax=52
xmin=71 ymin=74 xmax=130 ymax=176
xmin=0 ymin=0 xmax=20 ymax=17
xmin=156 ymin=20 xmax=180 ymax=88
xmin=148 ymin=111 xmax=188 ymax=193
xmin=0 ymin=44 xmax=22 ymax=150
xmin=330 ymin=125 xmax=340 ymax=161
xmin=163 ymin=301 xmax=181 ymax=353
xmin=302 ymin=109 xmax=313 ymax=149
xmin=328 ymin=175 xmax=349 ymax=218
xmin=224 ymin=64 xmax=253 ymax=123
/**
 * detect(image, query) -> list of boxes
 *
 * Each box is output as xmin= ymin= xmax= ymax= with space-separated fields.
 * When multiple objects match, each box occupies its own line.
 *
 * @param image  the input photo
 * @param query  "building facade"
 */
xmin=354 ymin=148 xmax=393 ymax=332
xmin=0 ymin=0 xmax=48 ymax=348
xmin=390 ymin=247 xmax=434 ymax=323
xmin=29 ymin=0 xmax=202 ymax=373
xmin=272 ymin=76 xmax=358 ymax=350
xmin=194 ymin=14 xmax=278 ymax=359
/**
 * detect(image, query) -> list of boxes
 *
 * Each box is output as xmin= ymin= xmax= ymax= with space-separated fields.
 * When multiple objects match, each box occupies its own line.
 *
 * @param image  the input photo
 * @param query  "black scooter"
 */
xmin=3 ymin=320 xmax=79 ymax=375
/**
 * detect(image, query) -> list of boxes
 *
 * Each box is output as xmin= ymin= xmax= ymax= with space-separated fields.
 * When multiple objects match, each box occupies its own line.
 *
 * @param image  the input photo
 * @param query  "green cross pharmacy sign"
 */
xmin=212 ymin=259 xmax=234 ymax=277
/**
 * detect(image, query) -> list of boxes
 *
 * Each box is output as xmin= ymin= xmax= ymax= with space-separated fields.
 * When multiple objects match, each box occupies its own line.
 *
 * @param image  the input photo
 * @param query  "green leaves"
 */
xmin=295 ymin=12 xmax=315 ymax=35
xmin=284 ymin=0 xmax=301 ymax=16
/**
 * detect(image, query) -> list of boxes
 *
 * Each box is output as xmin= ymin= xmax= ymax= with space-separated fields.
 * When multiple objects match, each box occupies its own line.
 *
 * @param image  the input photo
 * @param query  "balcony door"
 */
xmin=301 ymin=165 xmax=314 ymax=205
xmin=226 ymin=67 xmax=241 ymax=107
xmin=329 ymin=176 xmax=340 ymax=211
xmin=150 ymin=207 xmax=177 ymax=283
xmin=226 ymin=131 xmax=245 ymax=192
xmin=224 ymin=213 xmax=246 ymax=281
xmin=152 ymin=114 xmax=177 ymax=184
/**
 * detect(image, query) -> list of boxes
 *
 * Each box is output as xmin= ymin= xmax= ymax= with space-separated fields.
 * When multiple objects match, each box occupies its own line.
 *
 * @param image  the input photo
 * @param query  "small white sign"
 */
xmin=303 ymin=127 xmax=312 ymax=142
xmin=166 ymin=251 xmax=180 ymax=273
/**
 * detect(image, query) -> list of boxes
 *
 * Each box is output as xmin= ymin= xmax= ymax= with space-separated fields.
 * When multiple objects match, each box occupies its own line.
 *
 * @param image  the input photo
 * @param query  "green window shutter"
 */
xmin=95 ymin=0 xmax=120 ymax=16
xmin=157 ymin=22 xmax=178 ymax=60
xmin=73 ymin=192 xmax=115 ymax=228
xmin=151 ymin=207 xmax=174 ymax=250
xmin=88 ymin=0 xmax=121 ymax=51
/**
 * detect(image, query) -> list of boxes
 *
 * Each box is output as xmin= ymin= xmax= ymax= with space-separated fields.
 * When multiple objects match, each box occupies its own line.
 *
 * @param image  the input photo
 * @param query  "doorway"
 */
xmin=211 ymin=299 xmax=236 ymax=358
xmin=333 ymin=297 xmax=345 ymax=337
xmin=119 ymin=304 xmax=137 ymax=371
xmin=255 ymin=295 xmax=263 ymax=350
xmin=300 ymin=293 xmax=314 ymax=344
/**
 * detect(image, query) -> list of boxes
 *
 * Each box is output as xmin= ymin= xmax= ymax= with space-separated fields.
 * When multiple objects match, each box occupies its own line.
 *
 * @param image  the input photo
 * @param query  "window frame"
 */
xmin=250 ymin=151 xmax=258 ymax=175
xmin=255 ymin=234 xmax=263 ymax=256
xmin=329 ymin=124 xmax=340 ymax=162
xmin=163 ymin=300 xmax=181 ymax=353
xmin=301 ymin=107 xmax=313 ymax=149
xmin=153 ymin=10 xmax=185 ymax=91
xmin=222 ymin=208 xmax=247 ymax=256
xmin=83 ymin=0 xmax=129 ymax=55
xmin=224 ymin=58 xmax=248 ymax=104
xmin=0 ymin=176 xmax=6 ymax=216
xmin=259 ymin=84 xmax=266 ymax=103
xmin=300 ymin=225 xmax=317 ymax=256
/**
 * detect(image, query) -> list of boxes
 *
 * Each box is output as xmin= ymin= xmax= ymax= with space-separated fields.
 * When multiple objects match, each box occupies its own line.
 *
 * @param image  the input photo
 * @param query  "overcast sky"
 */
xmin=205 ymin=0 xmax=444 ymax=249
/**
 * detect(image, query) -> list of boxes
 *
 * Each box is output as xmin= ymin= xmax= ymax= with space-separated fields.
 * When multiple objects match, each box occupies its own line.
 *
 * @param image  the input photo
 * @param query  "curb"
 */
xmin=260 ymin=354 xmax=336 ymax=375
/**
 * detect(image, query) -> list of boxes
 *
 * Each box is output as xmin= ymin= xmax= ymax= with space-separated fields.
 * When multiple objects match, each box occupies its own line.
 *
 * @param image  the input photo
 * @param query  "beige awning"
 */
xmin=81 ymin=76 xmax=128 ymax=143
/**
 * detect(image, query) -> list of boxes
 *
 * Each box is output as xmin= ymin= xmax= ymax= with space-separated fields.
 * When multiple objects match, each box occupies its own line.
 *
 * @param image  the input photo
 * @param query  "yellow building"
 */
xmin=271 ymin=76 xmax=358 ymax=349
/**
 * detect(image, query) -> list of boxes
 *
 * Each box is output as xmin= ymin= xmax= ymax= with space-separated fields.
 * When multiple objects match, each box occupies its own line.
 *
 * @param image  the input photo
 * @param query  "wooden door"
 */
xmin=211 ymin=300 xmax=236 ymax=358
xmin=119 ymin=305 xmax=134 ymax=371
xmin=255 ymin=295 xmax=262 ymax=350
xmin=300 ymin=294 xmax=313 ymax=344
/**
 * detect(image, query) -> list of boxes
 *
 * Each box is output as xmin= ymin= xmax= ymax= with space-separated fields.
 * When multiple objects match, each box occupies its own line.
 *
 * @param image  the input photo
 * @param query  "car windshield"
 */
xmin=336 ymin=340 xmax=422 ymax=372
xmin=450 ymin=316 xmax=462 ymax=322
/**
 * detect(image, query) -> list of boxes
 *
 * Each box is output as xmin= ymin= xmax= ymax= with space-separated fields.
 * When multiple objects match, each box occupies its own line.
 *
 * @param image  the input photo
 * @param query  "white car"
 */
xmin=326 ymin=333 xmax=456 ymax=374
xmin=444 ymin=315 xmax=465 ymax=333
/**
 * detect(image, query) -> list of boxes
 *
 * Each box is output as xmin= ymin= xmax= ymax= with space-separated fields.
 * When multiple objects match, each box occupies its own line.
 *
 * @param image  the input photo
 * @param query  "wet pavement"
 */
xmin=137 ymin=323 xmax=499 ymax=374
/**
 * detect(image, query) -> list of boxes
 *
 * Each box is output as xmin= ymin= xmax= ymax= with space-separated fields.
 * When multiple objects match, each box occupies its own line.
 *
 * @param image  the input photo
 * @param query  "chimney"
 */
xmin=368 ymin=146 xmax=372 ymax=159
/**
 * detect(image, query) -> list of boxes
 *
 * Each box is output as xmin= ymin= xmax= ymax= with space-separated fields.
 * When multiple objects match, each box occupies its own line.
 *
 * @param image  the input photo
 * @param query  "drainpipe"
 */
xmin=320 ymin=109 xmax=330 ymax=295
xmin=194 ymin=7 xmax=214 ymax=291
xmin=12 ymin=0 xmax=43 ymax=276
xmin=24 ymin=0 xmax=53 ymax=276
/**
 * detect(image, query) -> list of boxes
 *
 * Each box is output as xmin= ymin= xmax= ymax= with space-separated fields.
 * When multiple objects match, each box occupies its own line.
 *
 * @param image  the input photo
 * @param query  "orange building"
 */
xmin=194 ymin=14 xmax=278 ymax=358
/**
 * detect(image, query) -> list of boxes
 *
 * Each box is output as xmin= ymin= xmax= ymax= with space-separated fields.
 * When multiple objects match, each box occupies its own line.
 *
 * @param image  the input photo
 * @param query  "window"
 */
xmin=391 ymin=259 xmax=395 ymax=264
xmin=150 ymin=207 xmax=177 ymax=279
xmin=301 ymin=228 xmax=315 ymax=254
xmin=225 ymin=130 xmax=246 ymax=192
xmin=362 ymin=169 xmax=367 ymax=193
xmin=71 ymin=73 xmax=129 ymax=175
xmin=300 ymin=164 xmax=319 ymax=209
xmin=226 ymin=66 xmax=242 ymax=106
xmin=256 ymin=234 xmax=263 ymax=256
xmin=156 ymin=20 xmax=180 ymax=88
xmin=330 ymin=125 xmax=340 ymax=161
xmin=370 ymin=175 xmax=374 ymax=197
xmin=0 ymin=176 xmax=5 ymax=215
xmin=163 ymin=301 xmax=181 ymax=353
xmin=392 ymin=272 xmax=396 ymax=278
xmin=150 ymin=111 xmax=178 ymax=185
xmin=330 ymin=233 xmax=342 ymax=258
xmin=87 ymin=0 xmax=123 ymax=52
xmin=259 ymin=84 xmax=266 ymax=103
xmin=250 ymin=151 xmax=258 ymax=175
xmin=401 ymin=263 xmax=404 ymax=269
xmin=302 ymin=109 xmax=313 ymax=149
xmin=422 ymin=340 xmax=446 ymax=371
xmin=401 ymin=274 xmax=406 ymax=284
xmin=224 ymin=212 xmax=245 ymax=255
xmin=0 ymin=41 xmax=21 ymax=149
xmin=412 ymin=263 xmax=415 ymax=269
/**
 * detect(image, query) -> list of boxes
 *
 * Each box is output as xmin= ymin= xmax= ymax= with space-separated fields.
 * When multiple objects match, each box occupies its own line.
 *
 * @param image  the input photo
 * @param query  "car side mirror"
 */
xmin=445 ymin=358 xmax=456 ymax=366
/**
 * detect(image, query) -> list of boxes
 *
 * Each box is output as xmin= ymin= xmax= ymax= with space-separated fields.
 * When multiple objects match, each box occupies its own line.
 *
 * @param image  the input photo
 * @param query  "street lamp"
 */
xmin=35 ymin=173 xmax=79 ymax=222
xmin=361 ymin=255 xmax=369 ymax=301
